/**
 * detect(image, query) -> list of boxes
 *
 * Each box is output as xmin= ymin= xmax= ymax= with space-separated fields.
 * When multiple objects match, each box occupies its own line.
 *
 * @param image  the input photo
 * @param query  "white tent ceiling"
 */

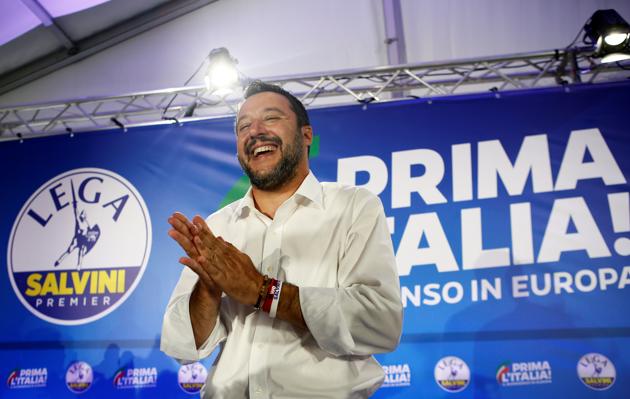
xmin=0 ymin=0 xmax=212 ymax=95
xmin=0 ymin=0 xmax=629 ymax=107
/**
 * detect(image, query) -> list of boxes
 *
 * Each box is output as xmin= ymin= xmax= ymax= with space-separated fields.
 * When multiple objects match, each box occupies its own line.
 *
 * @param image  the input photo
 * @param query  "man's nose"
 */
xmin=248 ymin=119 xmax=266 ymax=136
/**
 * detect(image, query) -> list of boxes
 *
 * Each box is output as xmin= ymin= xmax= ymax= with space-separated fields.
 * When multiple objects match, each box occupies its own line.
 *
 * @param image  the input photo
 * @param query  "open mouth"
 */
xmin=251 ymin=144 xmax=278 ymax=158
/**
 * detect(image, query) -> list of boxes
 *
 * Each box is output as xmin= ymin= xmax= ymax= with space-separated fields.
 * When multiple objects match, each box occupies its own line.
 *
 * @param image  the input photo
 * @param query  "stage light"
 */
xmin=204 ymin=48 xmax=240 ymax=91
xmin=583 ymin=9 xmax=630 ymax=63
xmin=604 ymin=32 xmax=628 ymax=46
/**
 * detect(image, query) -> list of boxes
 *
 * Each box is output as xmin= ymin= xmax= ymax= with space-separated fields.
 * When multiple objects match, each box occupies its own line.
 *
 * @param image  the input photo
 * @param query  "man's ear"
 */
xmin=301 ymin=125 xmax=313 ymax=145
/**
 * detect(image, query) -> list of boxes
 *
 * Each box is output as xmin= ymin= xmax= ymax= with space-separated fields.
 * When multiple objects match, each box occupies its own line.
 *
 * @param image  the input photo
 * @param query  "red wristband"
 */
xmin=261 ymin=278 xmax=277 ymax=313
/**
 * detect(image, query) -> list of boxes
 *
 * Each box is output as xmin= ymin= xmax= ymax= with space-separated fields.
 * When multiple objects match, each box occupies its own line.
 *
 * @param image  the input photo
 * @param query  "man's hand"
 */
xmin=190 ymin=216 xmax=307 ymax=330
xmin=170 ymin=213 xmax=306 ymax=331
xmin=167 ymin=212 xmax=221 ymax=297
xmin=167 ymin=212 xmax=221 ymax=348
xmin=190 ymin=216 xmax=264 ymax=307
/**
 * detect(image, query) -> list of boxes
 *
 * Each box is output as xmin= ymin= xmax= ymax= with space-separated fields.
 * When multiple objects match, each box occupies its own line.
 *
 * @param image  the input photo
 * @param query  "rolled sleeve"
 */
xmin=300 ymin=190 xmax=403 ymax=357
xmin=160 ymin=268 xmax=227 ymax=362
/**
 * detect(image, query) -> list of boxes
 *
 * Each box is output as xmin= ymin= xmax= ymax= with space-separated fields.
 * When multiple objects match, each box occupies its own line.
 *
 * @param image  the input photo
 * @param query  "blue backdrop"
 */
xmin=1 ymin=81 xmax=628 ymax=398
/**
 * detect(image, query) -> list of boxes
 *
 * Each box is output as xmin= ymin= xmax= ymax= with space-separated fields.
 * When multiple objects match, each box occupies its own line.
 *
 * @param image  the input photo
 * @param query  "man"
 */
xmin=161 ymin=81 xmax=402 ymax=398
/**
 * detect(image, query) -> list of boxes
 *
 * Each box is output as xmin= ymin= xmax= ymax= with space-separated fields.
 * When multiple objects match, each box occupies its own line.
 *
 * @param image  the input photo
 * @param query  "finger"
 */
xmin=195 ymin=236 xmax=232 ymax=276
xmin=192 ymin=215 xmax=217 ymax=239
xmin=193 ymin=235 xmax=213 ymax=258
xmin=191 ymin=233 xmax=211 ymax=258
xmin=169 ymin=213 xmax=197 ymax=237
xmin=168 ymin=217 xmax=194 ymax=240
xmin=194 ymin=237 xmax=229 ymax=273
xmin=196 ymin=255 xmax=225 ymax=287
xmin=191 ymin=216 xmax=222 ymax=254
xmin=168 ymin=229 xmax=199 ymax=257
xmin=217 ymin=236 xmax=234 ymax=249
xmin=172 ymin=212 xmax=193 ymax=225
xmin=216 ymin=236 xmax=239 ymax=257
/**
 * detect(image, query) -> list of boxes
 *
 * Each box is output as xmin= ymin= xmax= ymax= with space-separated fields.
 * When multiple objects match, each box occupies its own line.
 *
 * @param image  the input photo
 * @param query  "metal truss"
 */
xmin=1 ymin=48 xmax=628 ymax=142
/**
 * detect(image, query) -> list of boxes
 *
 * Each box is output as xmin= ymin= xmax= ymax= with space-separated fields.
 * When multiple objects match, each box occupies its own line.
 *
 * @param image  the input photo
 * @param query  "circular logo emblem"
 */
xmin=577 ymin=353 xmax=616 ymax=390
xmin=178 ymin=362 xmax=207 ymax=394
xmin=434 ymin=356 xmax=470 ymax=393
xmin=7 ymin=168 xmax=152 ymax=325
xmin=66 ymin=361 xmax=93 ymax=393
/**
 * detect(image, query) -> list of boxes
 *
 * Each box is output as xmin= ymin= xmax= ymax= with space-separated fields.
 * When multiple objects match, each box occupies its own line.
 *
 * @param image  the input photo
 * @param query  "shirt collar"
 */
xmin=235 ymin=171 xmax=323 ymax=217
xmin=294 ymin=171 xmax=323 ymax=208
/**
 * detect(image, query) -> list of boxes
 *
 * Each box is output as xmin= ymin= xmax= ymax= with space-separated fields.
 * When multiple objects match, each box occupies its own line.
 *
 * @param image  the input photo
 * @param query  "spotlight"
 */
xmin=204 ymin=48 xmax=240 ymax=91
xmin=584 ymin=9 xmax=630 ymax=63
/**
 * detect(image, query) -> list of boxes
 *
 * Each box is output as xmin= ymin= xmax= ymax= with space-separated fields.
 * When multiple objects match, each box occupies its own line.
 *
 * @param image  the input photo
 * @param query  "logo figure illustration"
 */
xmin=66 ymin=361 xmax=93 ymax=393
xmin=54 ymin=180 xmax=100 ymax=269
xmin=178 ymin=362 xmax=207 ymax=394
xmin=67 ymin=362 xmax=91 ymax=384
xmin=577 ymin=353 xmax=616 ymax=391
xmin=588 ymin=355 xmax=608 ymax=377
xmin=180 ymin=363 xmax=206 ymax=383
xmin=435 ymin=356 xmax=470 ymax=393
xmin=448 ymin=360 xmax=463 ymax=379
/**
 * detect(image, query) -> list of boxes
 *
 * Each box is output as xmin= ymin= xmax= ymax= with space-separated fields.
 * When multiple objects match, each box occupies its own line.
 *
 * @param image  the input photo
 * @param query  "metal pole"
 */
xmin=382 ymin=0 xmax=407 ymax=98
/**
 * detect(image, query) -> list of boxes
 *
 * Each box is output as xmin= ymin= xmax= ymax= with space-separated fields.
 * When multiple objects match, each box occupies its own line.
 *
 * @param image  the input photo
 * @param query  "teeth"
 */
xmin=253 ymin=145 xmax=275 ymax=156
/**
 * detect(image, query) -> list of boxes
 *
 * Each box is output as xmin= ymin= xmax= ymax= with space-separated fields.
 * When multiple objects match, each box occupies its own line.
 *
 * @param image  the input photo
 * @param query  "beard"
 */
xmin=238 ymin=130 xmax=304 ymax=191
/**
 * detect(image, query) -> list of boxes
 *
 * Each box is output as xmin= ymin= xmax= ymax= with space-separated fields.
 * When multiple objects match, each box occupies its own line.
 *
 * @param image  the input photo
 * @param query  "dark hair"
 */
xmin=242 ymin=80 xmax=310 ymax=128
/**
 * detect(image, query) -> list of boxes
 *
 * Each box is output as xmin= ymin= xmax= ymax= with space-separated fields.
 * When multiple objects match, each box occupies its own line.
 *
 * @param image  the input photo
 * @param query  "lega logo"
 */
xmin=66 ymin=361 xmax=93 ymax=393
xmin=178 ymin=362 xmax=207 ymax=394
xmin=7 ymin=168 xmax=152 ymax=325
xmin=434 ymin=356 xmax=470 ymax=393
xmin=577 ymin=353 xmax=616 ymax=391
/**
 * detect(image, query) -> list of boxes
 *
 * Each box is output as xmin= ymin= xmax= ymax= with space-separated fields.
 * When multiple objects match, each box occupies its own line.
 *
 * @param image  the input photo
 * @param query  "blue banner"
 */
xmin=1 ymin=81 xmax=629 ymax=398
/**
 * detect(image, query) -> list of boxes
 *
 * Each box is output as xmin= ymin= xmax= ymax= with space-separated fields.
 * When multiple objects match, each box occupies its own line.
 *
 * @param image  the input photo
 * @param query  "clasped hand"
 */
xmin=167 ymin=212 xmax=263 ymax=306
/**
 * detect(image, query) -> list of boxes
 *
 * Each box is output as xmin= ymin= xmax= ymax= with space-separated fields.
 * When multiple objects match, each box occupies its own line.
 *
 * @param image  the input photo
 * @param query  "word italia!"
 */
xmin=499 ymin=361 xmax=552 ymax=386
xmin=338 ymin=128 xmax=627 ymax=275
xmin=8 ymin=368 xmax=47 ymax=388
xmin=382 ymin=364 xmax=411 ymax=387
xmin=115 ymin=368 xmax=157 ymax=388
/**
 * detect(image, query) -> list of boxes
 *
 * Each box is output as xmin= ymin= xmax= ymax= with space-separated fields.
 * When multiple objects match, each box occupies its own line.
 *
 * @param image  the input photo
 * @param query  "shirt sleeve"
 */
xmin=299 ymin=189 xmax=403 ymax=357
xmin=160 ymin=266 xmax=227 ymax=362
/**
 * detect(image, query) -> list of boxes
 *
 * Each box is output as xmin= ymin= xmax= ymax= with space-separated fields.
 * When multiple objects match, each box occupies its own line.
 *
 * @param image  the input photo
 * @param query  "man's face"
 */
xmin=235 ymin=92 xmax=307 ymax=190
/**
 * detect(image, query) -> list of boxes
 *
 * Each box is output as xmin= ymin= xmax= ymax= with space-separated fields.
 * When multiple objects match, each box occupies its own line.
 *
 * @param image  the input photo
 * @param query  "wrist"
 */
xmin=194 ymin=279 xmax=221 ymax=302
xmin=253 ymin=274 xmax=270 ymax=308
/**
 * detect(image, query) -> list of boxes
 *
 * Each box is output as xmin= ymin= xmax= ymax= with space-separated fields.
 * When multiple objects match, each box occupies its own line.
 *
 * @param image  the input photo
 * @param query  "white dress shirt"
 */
xmin=161 ymin=172 xmax=403 ymax=398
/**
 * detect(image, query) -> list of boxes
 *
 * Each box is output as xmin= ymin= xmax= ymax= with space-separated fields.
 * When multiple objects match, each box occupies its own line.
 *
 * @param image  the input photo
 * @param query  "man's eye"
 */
xmin=265 ymin=116 xmax=280 ymax=121
xmin=238 ymin=123 xmax=250 ymax=132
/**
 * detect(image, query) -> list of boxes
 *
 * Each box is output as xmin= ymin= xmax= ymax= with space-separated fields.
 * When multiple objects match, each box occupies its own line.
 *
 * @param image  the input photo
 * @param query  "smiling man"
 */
xmin=161 ymin=81 xmax=402 ymax=399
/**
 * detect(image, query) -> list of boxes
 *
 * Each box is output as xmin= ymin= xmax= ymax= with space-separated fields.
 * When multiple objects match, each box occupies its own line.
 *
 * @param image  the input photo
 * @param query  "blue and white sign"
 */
xmin=7 ymin=168 xmax=152 ymax=325
xmin=1 ymin=81 xmax=629 ymax=398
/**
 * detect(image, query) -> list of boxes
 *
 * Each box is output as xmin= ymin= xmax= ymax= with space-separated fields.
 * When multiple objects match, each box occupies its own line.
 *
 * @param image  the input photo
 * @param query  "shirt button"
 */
xmin=266 ymin=267 xmax=272 ymax=273
xmin=255 ymin=387 xmax=263 ymax=394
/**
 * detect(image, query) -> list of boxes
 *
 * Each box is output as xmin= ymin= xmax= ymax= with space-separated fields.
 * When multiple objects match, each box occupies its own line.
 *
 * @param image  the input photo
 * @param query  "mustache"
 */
xmin=245 ymin=134 xmax=282 ymax=155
